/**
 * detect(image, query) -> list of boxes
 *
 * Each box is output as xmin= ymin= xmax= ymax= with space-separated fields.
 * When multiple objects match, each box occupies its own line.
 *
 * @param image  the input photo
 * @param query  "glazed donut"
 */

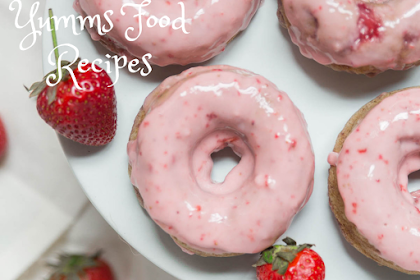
xmin=328 ymin=87 xmax=420 ymax=274
xmin=73 ymin=0 xmax=261 ymax=66
xmin=127 ymin=65 xmax=315 ymax=256
xmin=278 ymin=0 xmax=420 ymax=76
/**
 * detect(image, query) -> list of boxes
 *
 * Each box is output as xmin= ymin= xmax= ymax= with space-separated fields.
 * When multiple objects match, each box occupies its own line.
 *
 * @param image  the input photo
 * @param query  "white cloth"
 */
xmin=18 ymin=204 xmax=177 ymax=280
xmin=1 ymin=1 xmax=176 ymax=279
xmin=0 ymin=1 xmax=88 ymax=279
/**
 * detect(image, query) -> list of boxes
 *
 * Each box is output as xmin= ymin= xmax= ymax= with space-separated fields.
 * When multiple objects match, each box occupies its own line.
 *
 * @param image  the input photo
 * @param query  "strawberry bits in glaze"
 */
xmin=279 ymin=0 xmax=420 ymax=75
xmin=127 ymin=65 xmax=315 ymax=256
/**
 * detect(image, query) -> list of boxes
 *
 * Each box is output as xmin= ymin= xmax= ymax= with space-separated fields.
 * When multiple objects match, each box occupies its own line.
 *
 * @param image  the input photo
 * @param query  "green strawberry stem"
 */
xmin=48 ymin=8 xmax=60 ymax=78
xmin=26 ymin=8 xmax=82 ymax=104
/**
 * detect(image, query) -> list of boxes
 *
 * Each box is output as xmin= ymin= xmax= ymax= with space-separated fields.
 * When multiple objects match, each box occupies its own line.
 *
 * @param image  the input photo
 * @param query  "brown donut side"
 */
xmin=328 ymin=87 xmax=420 ymax=275
xmin=277 ymin=1 xmax=420 ymax=76
xmin=127 ymin=73 xmax=242 ymax=258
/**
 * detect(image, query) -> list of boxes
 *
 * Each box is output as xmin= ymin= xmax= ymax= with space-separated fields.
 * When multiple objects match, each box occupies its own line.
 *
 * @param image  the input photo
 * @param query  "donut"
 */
xmin=328 ymin=87 xmax=420 ymax=274
xmin=278 ymin=0 xmax=420 ymax=76
xmin=127 ymin=65 xmax=315 ymax=256
xmin=73 ymin=0 xmax=262 ymax=66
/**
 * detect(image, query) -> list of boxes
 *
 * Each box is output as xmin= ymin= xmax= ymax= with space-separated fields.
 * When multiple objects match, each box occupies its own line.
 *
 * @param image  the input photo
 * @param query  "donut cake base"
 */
xmin=277 ymin=1 xmax=420 ymax=76
xmin=128 ymin=99 xmax=241 ymax=258
xmin=328 ymin=87 xmax=420 ymax=274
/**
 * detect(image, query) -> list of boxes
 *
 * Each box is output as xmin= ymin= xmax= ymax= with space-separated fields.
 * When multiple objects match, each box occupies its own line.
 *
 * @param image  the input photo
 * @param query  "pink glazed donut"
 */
xmin=329 ymin=87 xmax=420 ymax=274
xmin=127 ymin=65 xmax=315 ymax=256
xmin=278 ymin=0 xmax=420 ymax=75
xmin=73 ymin=0 xmax=262 ymax=66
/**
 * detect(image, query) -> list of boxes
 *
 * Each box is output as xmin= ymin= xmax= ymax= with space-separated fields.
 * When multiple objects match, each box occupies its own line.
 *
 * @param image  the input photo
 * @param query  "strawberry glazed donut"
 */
xmin=73 ymin=0 xmax=262 ymax=66
xmin=278 ymin=0 xmax=420 ymax=75
xmin=127 ymin=65 xmax=315 ymax=257
xmin=328 ymin=87 xmax=420 ymax=274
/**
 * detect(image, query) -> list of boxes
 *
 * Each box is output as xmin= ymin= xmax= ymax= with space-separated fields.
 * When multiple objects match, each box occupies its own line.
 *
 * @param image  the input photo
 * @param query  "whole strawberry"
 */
xmin=0 ymin=117 xmax=7 ymax=158
xmin=26 ymin=9 xmax=116 ymax=146
xmin=255 ymin=237 xmax=325 ymax=280
xmin=48 ymin=251 xmax=114 ymax=280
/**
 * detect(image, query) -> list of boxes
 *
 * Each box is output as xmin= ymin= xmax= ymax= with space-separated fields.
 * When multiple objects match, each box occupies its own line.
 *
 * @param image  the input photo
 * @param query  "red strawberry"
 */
xmin=48 ymin=251 xmax=114 ymax=280
xmin=0 ymin=117 xmax=7 ymax=158
xmin=357 ymin=3 xmax=382 ymax=43
xmin=26 ymin=9 xmax=116 ymax=146
xmin=31 ymin=62 xmax=117 ymax=146
xmin=254 ymin=237 xmax=325 ymax=280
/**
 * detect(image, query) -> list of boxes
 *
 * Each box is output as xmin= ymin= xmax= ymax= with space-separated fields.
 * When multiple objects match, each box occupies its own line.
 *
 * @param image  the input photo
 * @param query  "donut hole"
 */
xmin=210 ymin=147 xmax=241 ymax=183
xmin=408 ymin=170 xmax=420 ymax=198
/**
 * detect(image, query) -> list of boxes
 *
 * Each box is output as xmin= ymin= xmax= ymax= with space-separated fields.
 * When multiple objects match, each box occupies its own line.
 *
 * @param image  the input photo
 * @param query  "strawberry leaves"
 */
xmin=282 ymin=237 xmax=297 ymax=246
xmin=48 ymin=251 xmax=114 ymax=280
xmin=25 ymin=80 xmax=45 ymax=98
xmin=272 ymin=257 xmax=289 ymax=274
xmin=26 ymin=59 xmax=81 ymax=104
xmin=254 ymin=237 xmax=314 ymax=275
xmin=25 ymin=8 xmax=80 ymax=105
xmin=48 ymin=252 xmax=100 ymax=280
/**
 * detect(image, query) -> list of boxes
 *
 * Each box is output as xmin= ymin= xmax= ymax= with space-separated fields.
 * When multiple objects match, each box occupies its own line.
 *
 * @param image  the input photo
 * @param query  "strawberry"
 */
xmin=0 ymin=117 xmax=7 ymax=158
xmin=48 ymin=251 xmax=114 ymax=280
xmin=254 ymin=237 xmax=325 ymax=280
xmin=29 ymin=61 xmax=117 ymax=146
xmin=26 ymin=9 xmax=116 ymax=146
xmin=357 ymin=3 xmax=382 ymax=43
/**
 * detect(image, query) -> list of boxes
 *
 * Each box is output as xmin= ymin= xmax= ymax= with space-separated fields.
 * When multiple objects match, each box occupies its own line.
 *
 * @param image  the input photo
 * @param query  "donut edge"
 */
xmin=328 ymin=87 xmax=420 ymax=275
xmin=276 ymin=1 xmax=420 ymax=76
xmin=99 ymin=34 xmax=240 ymax=67
xmin=127 ymin=72 xmax=243 ymax=258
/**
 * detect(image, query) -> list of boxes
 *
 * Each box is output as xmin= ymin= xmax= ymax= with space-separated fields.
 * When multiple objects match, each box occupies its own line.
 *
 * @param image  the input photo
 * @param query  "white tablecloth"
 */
xmin=1 ymin=1 xmax=176 ymax=279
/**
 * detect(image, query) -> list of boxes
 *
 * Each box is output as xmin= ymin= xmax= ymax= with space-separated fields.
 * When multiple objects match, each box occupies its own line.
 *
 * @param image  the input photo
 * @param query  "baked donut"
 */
xmin=73 ymin=0 xmax=261 ymax=66
xmin=127 ymin=65 xmax=315 ymax=256
xmin=278 ymin=0 xmax=420 ymax=76
xmin=328 ymin=87 xmax=420 ymax=274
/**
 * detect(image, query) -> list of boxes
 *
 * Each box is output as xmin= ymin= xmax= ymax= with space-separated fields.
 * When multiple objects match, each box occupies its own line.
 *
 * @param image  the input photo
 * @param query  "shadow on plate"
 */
xmin=278 ymin=26 xmax=414 ymax=98
xmin=0 ymin=147 xmax=9 ymax=168
xmin=154 ymin=223 xmax=258 ymax=275
xmin=329 ymin=209 xmax=418 ymax=279
xmin=58 ymin=135 xmax=108 ymax=157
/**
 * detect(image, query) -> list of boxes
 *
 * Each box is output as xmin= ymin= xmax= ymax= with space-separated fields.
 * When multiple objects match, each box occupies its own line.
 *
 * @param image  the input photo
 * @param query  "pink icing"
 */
xmin=327 ymin=152 xmax=339 ymax=166
xmin=282 ymin=0 xmax=420 ymax=71
xmin=73 ymin=0 xmax=262 ymax=66
xmin=127 ymin=65 xmax=315 ymax=255
xmin=330 ymin=87 xmax=420 ymax=271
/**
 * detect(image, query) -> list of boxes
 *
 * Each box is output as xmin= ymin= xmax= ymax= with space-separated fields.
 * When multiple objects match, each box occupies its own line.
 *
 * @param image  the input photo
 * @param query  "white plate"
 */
xmin=42 ymin=0 xmax=420 ymax=279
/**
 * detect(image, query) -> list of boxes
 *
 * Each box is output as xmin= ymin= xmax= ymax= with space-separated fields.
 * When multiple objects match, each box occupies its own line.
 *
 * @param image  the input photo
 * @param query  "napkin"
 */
xmin=0 ymin=1 xmax=88 ymax=279
xmin=2 ymin=1 xmax=177 ymax=279
xmin=18 ymin=204 xmax=178 ymax=280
